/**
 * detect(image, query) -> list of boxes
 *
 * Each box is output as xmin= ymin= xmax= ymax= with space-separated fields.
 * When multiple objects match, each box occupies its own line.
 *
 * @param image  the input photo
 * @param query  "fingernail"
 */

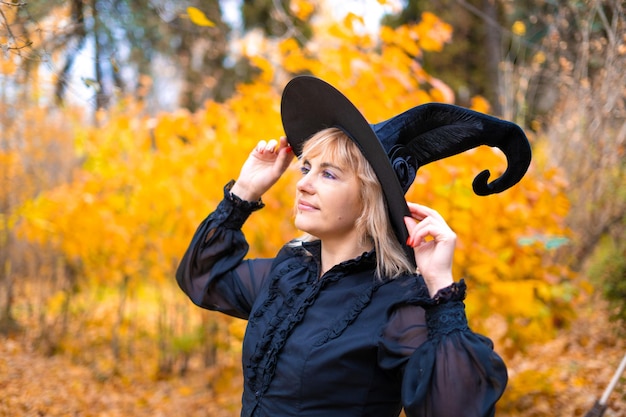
xmin=406 ymin=236 xmax=412 ymax=246
xmin=286 ymin=145 xmax=293 ymax=153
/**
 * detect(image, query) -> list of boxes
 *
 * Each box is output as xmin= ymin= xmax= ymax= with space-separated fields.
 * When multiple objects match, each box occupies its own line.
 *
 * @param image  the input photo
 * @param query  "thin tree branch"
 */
xmin=455 ymin=0 xmax=543 ymax=53
xmin=0 ymin=5 xmax=16 ymax=44
xmin=271 ymin=0 xmax=308 ymax=45
xmin=0 ymin=1 xmax=33 ymax=52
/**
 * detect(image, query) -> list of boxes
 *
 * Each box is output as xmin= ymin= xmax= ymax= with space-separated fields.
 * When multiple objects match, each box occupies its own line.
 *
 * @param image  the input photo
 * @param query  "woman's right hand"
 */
xmin=230 ymin=136 xmax=294 ymax=202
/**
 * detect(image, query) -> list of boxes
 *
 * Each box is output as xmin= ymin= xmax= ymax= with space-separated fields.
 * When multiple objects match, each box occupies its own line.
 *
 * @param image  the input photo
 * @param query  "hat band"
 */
xmin=388 ymin=145 xmax=418 ymax=194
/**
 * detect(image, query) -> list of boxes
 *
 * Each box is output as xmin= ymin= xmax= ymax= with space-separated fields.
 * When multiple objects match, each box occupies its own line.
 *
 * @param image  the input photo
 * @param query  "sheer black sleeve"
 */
xmin=175 ymin=181 xmax=274 ymax=320
xmin=379 ymin=279 xmax=508 ymax=417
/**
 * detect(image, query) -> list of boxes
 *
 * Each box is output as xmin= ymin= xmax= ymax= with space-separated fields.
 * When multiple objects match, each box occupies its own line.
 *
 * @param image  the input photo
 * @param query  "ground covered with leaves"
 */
xmin=1 ymin=294 xmax=624 ymax=417
xmin=501 ymin=295 xmax=625 ymax=417
xmin=0 ymin=336 xmax=238 ymax=417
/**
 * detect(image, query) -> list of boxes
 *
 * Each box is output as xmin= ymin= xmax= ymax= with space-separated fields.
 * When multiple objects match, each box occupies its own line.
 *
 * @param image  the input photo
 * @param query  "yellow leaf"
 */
xmin=187 ymin=6 xmax=215 ymax=27
xmin=290 ymin=0 xmax=315 ymax=21
xmin=379 ymin=25 xmax=395 ymax=44
xmin=0 ymin=57 xmax=17 ymax=76
xmin=177 ymin=386 xmax=194 ymax=396
xmin=343 ymin=12 xmax=365 ymax=31
xmin=470 ymin=95 xmax=491 ymax=113
xmin=512 ymin=20 xmax=526 ymax=36
xmin=533 ymin=50 xmax=547 ymax=65
xmin=416 ymin=12 xmax=452 ymax=52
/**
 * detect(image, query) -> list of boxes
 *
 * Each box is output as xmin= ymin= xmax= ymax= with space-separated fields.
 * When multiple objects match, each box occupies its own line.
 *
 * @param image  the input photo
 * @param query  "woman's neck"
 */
xmin=319 ymin=238 xmax=373 ymax=277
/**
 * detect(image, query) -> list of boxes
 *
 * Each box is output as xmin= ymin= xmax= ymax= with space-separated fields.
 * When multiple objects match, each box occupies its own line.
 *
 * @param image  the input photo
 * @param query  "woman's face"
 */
xmin=294 ymin=154 xmax=363 ymax=243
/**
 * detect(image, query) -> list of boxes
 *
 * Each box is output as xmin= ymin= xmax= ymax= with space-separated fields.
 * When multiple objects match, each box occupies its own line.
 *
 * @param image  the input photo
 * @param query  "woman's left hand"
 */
xmin=404 ymin=202 xmax=456 ymax=297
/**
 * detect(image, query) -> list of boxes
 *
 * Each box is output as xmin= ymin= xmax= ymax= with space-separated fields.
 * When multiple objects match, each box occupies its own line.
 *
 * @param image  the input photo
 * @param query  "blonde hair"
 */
xmin=297 ymin=128 xmax=415 ymax=279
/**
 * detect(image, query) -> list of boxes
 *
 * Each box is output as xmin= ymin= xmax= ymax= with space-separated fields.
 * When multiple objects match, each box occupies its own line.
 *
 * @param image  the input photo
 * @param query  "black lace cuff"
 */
xmin=426 ymin=301 xmax=469 ymax=338
xmin=421 ymin=280 xmax=468 ymax=338
xmin=224 ymin=180 xmax=264 ymax=209
xmin=220 ymin=180 xmax=265 ymax=229
xmin=431 ymin=279 xmax=466 ymax=305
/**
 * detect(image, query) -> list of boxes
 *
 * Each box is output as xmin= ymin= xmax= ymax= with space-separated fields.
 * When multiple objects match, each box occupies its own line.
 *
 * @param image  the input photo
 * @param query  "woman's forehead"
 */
xmin=301 ymin=148 xmax=351 ymax=170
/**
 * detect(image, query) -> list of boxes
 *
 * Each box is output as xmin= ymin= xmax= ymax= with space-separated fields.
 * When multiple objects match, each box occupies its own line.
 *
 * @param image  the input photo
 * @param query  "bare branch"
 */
xmin=271 ymin=0 xmax=308 ymax=45
xmin=0 ymin=1 xmax=30 ymax=52
xmin=0 ymin=4 xmax=16 ymax=42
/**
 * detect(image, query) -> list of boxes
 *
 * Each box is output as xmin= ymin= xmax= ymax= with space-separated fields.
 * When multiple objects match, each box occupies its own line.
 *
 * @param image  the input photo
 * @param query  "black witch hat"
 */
xmin=281 ymin=76 xmax=531 ymax=257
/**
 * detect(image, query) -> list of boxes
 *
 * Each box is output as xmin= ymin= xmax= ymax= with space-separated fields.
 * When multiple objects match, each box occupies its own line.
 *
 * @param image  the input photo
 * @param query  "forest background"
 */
xmin=0 ymin=0 xmax=625 ymax=416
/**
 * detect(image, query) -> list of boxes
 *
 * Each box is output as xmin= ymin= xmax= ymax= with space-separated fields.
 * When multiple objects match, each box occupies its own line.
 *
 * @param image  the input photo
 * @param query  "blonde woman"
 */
xmin=177 ymin=76 xmax=531 ymax=417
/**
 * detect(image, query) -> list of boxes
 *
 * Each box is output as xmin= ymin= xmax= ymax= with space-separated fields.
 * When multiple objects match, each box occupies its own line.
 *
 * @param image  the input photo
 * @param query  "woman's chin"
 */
xmin=294 ymin=218 xmax=316 ymax=236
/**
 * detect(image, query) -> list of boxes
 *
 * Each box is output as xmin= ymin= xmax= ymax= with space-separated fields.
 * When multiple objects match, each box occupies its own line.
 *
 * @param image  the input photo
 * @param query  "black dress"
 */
xmin=176 ymin=184 xmax=508 ymax=417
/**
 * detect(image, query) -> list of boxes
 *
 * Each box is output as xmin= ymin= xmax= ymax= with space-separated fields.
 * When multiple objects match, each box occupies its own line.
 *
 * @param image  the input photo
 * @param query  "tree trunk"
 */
xmin=482 ymin=0 xmax=502 ymax=115
xmin=92 ymin=0 xmax=109 ymax=110
xmin=0 ymin=70 xmax=19 ymax=335
xmin=54 ymin=0 xmax=87 ymax=105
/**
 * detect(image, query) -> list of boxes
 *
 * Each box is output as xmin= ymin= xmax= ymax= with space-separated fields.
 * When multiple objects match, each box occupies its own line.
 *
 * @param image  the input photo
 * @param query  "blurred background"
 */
xmin=0 ymin=0 xmax=624 ymax=415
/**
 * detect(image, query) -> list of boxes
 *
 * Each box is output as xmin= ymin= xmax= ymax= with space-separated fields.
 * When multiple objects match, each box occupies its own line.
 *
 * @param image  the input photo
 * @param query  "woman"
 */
xmin=176 ymin=76 xmax=532 ymax=417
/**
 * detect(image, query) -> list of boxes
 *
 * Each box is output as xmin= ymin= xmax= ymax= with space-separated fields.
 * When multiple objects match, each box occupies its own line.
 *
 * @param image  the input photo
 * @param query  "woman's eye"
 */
xmin=299 ymin=166 xmax=310 ymax=175
xmin=322 ymin=170 xmax=337 ymax=180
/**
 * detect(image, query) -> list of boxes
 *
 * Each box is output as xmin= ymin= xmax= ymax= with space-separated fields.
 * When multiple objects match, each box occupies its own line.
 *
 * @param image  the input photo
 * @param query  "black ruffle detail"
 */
xmin=221 ymin=180 xmax=265 ymax=229
xmin=248 ymin=261 xmax=310 ymax=328
xmin=313 ymin=279 xmax=385 ymax=346
xmin=246 ymin=258 xmax=324 ymax=396
xmin=425 ymin=301 xmax=469 ymax=339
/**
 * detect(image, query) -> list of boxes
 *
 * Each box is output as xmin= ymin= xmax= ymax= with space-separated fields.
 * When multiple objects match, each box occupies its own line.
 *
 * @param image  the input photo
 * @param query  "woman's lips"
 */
xmin=297 ymin=199 xmax=318 ymax=211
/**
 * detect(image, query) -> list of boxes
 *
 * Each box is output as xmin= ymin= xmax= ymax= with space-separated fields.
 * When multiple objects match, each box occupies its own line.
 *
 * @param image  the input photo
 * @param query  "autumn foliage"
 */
xmin=1 ymin=4 xmax=622 ymax=417
xmin=17 ymin=9 xmax=573 ymax=342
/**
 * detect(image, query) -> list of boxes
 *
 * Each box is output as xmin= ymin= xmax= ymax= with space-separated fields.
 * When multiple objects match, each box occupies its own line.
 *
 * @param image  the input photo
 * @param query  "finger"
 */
xmin=255 ymin=140 xmax=268 ymax=153
xmin=406 ymin=202 xmax=444 ymax=221
xmin=266 ymin=139 xmax=278 ymax=152
xmin=275 ymin=142 xmax=295 ymax=171
xmin=278 ymin=136 xmax=293 ymax=153
xmin=405 ymin=219 xmax=431 ymax=248
xmin=404 ymin=217 xmax=415 ymax=246
xmin=404 ymin=215 xmax=431 ymax=246
xmin=407 ymin=216 xmax=455 ymax=247
xmin=404 ymin=216 xmax=428 ymax=247
xmin=404 ymin=216 xmax=418 ymax=231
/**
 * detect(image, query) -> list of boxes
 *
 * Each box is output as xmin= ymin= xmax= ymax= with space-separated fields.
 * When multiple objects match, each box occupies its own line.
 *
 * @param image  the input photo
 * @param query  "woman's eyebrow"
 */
xmin=301 ymin=159 xmax=344 ymax=171
xmin=301 ymin=158 xmax=345 ymax=172
xmin=320 ymin=161 xmax=345 ymax=172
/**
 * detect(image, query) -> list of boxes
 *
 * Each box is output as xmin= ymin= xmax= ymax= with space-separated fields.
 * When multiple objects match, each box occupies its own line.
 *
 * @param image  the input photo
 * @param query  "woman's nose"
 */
xmin=297 ymin=174 xmax=315 ymax=194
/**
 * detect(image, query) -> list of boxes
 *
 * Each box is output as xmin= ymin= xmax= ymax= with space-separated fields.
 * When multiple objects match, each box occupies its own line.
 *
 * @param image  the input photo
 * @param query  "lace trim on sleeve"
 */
xmin=431 ymin=278 xmax=466 ymax=305
xmin=423 ymin=280 xmax=469 ymax=339
xmin=220 ymin=180 xmax=265 ymax=229
xmin=425 ymin=301 xmax=469 ymax=339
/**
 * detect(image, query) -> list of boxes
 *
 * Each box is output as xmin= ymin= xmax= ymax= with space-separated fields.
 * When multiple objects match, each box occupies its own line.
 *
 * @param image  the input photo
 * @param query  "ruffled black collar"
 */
xmin=300 ymin=240 xmax=377 ymax=276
